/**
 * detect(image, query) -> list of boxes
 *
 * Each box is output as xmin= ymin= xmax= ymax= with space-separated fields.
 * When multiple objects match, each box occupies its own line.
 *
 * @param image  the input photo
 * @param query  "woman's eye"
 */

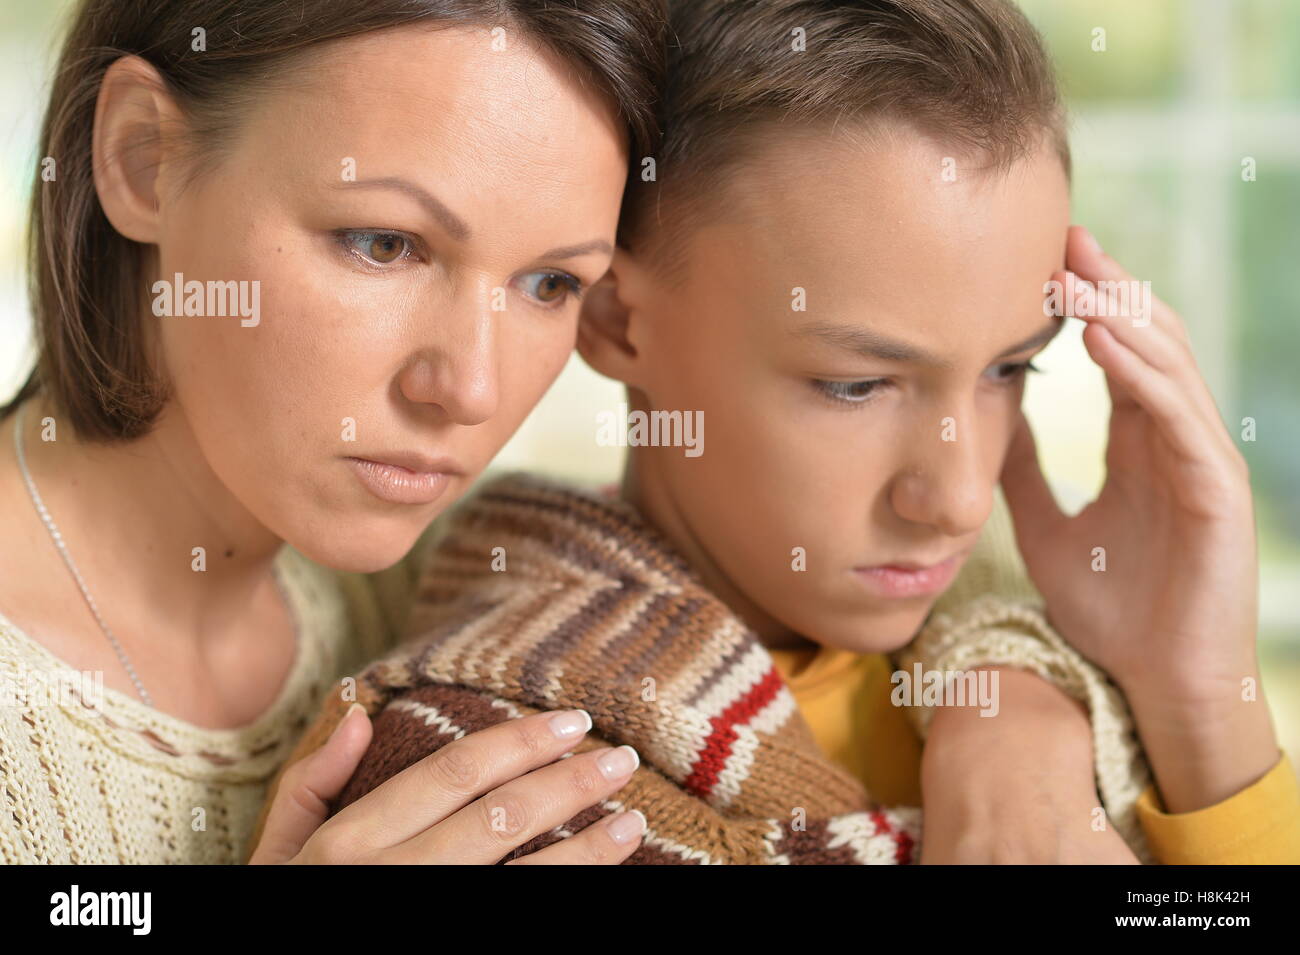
xmin=337 ymin=231 xmax=415 ymax=266
xmin=516 ymin=271 xmax=582 ymax=308
xmin=813 ymin=378 xmax=887 ymax=406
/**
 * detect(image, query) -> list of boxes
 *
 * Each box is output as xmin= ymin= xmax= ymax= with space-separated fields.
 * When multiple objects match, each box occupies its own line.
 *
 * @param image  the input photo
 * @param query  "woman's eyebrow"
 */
xmin=538 ymin=239 xmax=613 ymax=260
xmin=328 ymin=179 xmax=610 ymax=262
xmin=331 ymin=177 xmax=470 ymax=241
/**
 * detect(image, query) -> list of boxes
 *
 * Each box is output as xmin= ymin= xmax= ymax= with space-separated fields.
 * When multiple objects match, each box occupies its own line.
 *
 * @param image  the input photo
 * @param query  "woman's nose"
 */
xmin=397 ymin=296 xmax=499 ymax=426
xmin=889 ymin=415 xmax=995 ymax=537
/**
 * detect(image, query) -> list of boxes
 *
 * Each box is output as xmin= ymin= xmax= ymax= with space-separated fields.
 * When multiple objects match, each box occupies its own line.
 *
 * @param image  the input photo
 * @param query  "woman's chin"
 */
xmin=279 ymin=518 xmax=430 ymax=574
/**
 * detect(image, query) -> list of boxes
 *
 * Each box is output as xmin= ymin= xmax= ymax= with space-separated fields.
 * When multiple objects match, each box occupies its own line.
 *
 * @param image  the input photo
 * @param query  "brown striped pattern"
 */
xmin=314 ymin=473 xmax=923 ymax=864
xmin=244 ymin=473 xmax=1168 ymax=866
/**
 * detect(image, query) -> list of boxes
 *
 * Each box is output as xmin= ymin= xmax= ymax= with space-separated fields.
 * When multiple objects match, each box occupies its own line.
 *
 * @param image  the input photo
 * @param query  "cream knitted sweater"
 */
xmin=0 ymin=544 xmax=421 ymax=864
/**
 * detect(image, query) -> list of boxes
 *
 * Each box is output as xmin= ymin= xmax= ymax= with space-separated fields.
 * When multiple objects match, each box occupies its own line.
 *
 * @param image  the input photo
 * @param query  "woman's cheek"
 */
xmin=508 ymin=311 xmax=577 ymax=409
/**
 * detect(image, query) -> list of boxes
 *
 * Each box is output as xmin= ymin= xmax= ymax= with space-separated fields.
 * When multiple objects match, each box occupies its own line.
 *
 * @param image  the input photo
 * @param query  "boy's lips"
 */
xmin=851 ymin=552 xmax=966 ymax=599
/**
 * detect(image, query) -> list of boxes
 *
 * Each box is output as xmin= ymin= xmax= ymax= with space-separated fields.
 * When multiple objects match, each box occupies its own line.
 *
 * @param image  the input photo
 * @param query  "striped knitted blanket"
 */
xmin=256 ymin=472 xmax=1155 ymax=864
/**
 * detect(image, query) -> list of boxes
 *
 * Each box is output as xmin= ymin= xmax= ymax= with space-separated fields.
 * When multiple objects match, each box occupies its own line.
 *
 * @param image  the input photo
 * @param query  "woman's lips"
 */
xmin=852 ymin=553 xmax=963 ymax=599
xmin=346 ymin=456 xmax=455 ymax=505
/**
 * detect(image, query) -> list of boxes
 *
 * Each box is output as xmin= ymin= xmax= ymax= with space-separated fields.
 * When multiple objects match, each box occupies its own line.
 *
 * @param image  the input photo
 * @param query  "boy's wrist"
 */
xmin=928 ymin=664 xmax=1091 ymax=728
xmin=1111 ymin=648 xmax=1259 ymax=710
xmin=922 ymin=666 xmax=1095 ymax=779
xmin=920 ymin=667 xmax=1112 ymax=862
xmin=1119 ymin=681 xmax=1281 ymax=814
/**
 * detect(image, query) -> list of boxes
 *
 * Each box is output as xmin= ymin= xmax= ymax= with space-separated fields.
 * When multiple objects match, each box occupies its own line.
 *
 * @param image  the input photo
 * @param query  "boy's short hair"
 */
xmin=622 ymin=0 xmax=1069 ymax=269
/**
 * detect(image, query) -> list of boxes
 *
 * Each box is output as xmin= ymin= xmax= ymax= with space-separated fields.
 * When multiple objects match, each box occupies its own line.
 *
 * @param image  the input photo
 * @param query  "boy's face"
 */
xmin=586 ymin=122 xmax=1070 ymax=654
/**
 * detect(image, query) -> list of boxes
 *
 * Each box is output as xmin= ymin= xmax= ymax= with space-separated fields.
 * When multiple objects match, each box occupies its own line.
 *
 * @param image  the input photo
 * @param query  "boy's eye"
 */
xmin=337 ymin=230 xmax=416 ymax=266
xmin=515 ymin=271 xmax=583 ymax=308
xmin=986 ymin=359 xmax=1043 ymax=384
xmin=812 ymin=378 xmax=888 ymax=405
xmin=814 ymin=361 xmax=1042 ymax=408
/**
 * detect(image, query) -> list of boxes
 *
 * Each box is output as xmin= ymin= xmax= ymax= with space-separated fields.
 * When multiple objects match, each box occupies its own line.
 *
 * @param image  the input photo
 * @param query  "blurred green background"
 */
xmin=1 ymin=1 xmax=1297 ymax=773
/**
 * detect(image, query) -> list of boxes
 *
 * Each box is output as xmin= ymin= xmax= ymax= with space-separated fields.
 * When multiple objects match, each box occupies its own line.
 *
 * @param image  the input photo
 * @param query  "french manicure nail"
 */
xmin=597 ymin=745 xmax=640 ymax=779
xmin=548 ymin=709 xmax=593 ymax=739
xmin=607 ymin=809 xmax=647 ymax=844
xmin=330 ymin=702 xmax=364 ymax=741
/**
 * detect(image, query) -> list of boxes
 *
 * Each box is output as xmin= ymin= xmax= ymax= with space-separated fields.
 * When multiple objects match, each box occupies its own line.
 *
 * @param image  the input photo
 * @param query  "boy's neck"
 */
xmin=618 ymin=454 xmax=819 ymax=654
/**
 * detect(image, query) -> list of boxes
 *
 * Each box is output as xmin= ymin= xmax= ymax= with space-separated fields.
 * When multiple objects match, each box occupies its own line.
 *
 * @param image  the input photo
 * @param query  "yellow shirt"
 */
xmin=769 ymin=645 xmax=1300 ymax=864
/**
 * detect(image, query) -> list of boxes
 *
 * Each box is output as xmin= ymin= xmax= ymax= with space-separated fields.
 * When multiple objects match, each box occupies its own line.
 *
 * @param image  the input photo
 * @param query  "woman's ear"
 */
xmin=92 ymin=56 xmax=183 ymax=244
xmin=577 ymin=247 xmax=649 ymax=387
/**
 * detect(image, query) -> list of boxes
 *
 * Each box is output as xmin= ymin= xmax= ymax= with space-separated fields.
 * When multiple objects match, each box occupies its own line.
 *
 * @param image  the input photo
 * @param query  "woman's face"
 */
xmin=150 ymin=25 xmax=627 ymax=571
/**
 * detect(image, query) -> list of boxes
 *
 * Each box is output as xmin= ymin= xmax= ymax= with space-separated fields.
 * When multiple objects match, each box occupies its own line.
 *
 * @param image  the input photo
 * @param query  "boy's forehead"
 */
xmin=695 ymin=122 xmax=1070 ymax=286
xmin=662 ymin=124 xmax=1071 ymax=358
xmin=729 ymin=122 xmax=1063 ymax=221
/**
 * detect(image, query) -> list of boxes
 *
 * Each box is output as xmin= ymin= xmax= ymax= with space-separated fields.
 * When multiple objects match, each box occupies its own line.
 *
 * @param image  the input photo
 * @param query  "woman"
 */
xmin=0 ymin=0 xmax=665 ymax=864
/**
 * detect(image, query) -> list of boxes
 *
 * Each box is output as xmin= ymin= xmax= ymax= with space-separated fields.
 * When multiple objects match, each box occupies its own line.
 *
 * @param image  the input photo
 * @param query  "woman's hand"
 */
xmin=919 ymin=667 xmax=1139 ymax=864
xmin=1000 ymin=225 xmax=1281 ymax=812
xmin=249 ymin=704 xmax=646 ymax=864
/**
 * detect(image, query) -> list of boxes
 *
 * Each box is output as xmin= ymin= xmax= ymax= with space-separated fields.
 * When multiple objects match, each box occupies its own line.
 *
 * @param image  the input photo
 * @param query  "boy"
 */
xmin=258 ymin=0 xmax=1299 ymax=863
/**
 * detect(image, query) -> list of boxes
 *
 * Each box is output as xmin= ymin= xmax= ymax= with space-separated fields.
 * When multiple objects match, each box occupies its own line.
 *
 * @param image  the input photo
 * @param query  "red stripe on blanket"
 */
xmin=869 ymin=807 xmax=915 ymax=864
xmin=683 ymin=665 xmax=784 ymax=800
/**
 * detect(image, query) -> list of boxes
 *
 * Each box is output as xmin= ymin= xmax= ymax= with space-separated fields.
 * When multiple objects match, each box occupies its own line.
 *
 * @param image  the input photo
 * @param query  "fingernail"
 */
xmin=548 ymin=709 xmax=593 ymax=739
xmin=606 ymin=809 xmax=647 ymax=844
xmin=330 ymin=702 xmax=364 ymax=741
xmin=597 ymin=745 xmax=640 ymax=779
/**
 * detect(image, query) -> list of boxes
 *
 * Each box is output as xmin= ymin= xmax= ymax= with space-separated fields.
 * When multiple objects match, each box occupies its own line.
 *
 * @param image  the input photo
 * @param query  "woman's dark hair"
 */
xmin=3 ymin=0 xmax=665 ymax=440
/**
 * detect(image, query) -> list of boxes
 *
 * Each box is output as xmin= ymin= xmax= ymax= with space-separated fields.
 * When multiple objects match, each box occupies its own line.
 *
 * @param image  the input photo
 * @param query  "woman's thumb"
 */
xmin=247 ymin=702 xmax=371 ymax=864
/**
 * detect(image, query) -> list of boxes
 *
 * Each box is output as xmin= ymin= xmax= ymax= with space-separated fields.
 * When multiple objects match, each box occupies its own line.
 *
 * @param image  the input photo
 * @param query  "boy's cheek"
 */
xmin=764 ymin=543 xmax=936 ymax=651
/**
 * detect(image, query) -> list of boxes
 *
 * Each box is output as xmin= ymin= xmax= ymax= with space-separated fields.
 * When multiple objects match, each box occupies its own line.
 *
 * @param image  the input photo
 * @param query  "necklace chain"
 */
xmin=13 ymin=402 xmax=154 ymax=707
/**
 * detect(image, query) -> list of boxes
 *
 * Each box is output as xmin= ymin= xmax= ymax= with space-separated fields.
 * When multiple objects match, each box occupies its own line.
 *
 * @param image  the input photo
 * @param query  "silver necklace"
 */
xmin=13 ymin=401 xmax=154 ymax=707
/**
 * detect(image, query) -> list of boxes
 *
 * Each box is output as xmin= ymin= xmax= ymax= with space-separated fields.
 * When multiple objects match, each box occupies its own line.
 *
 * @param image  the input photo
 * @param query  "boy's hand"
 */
xmin=919 ymin=667 xmax=1138 ymax=864
xmin=1000 ymin=224 xmax=1280 ymax=812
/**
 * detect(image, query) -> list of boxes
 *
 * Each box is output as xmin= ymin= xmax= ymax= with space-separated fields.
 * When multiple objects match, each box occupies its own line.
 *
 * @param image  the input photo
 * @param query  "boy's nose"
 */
xmin=397 ymin=298 xmax=499 ymax=426
xmin=889 ymin=419 xmax=995 ymax=537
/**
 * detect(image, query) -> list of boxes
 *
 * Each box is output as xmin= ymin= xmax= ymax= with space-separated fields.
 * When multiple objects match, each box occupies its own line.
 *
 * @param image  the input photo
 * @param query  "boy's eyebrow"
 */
xmin=329 ymin=178 xmax=612 ymax=260
xmin=791 ymin=321 xmax=953 ymax=367
xmin=993 ymin=319 xmax=1064 ymax=359
xmin=792 ymin=318 xmax=1063 ymax=367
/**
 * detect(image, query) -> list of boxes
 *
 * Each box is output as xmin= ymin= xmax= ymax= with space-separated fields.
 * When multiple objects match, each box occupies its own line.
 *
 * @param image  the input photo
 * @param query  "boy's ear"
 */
xmin=92 ymin=55 xmax=183 ymax=244
xmin=577 ymin=247 xmax=648 ymax=387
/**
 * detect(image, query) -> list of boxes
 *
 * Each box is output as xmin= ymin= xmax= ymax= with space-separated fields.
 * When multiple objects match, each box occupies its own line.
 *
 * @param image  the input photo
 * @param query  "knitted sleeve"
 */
xmin=330 ymin=685 xmax=923 ymax=865
xmin=0 ymin=795 xmax=35 ymax=864
xmin=886 ymin=485 xmax=1156 ymax=863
